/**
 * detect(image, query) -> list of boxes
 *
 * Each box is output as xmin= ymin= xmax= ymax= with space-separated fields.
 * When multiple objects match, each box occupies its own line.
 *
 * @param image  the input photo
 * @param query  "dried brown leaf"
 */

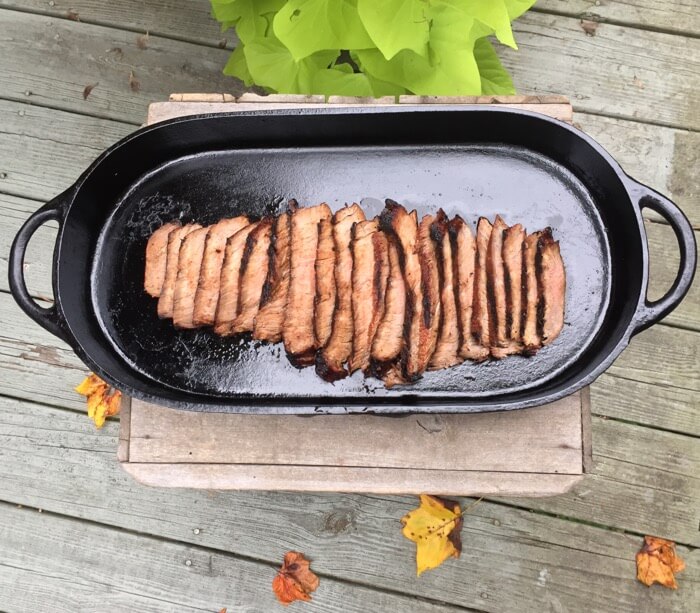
xmin=580 ymin=19 xmax=599 ymax=36
xmin=67 ymin=9 xmax=80 ymax=21
xmin=272 ymin=552 xmax=319 ymax=605
xmin=129 ymin=70 xmax=141 ymax=93
xmin=137 ymin=32 xmax=150 ymax=50
xmin=637 ymin=536 xmax=685 ymax=589
xmin=82 ymin=83 xmax=98 ymax=100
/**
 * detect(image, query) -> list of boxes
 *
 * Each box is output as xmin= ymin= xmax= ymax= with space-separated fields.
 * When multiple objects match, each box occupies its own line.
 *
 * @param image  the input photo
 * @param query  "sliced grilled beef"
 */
xmin=450 ymin=216 xmax=489 ymax=362
xmin=253 ymin=212 xmax=291 ymax=343
xmin=348 ymin=219 xmax=389 ymax=374
xmin=144 ymin=221 xmax=180 ymax=298
xmin=283 ymin=202 xmax=332 ymax=366
xmin=521 ymin=230 xmax=542 ymax=352
xmin=371 ymin=238 xmax=406 ymax=371
xmin=417 ymin=214 xmax=442 ymax=373
xmin=157 ymin=223 xmax=201 ymax=319
xmin=378 ymin=200 xmax=422 ymax=385
xmin=538 ymin=228 xmax=566 ymax=345
xmin=429 ymin=211 xmax=461 ymax=370
xmin=472 ymin=217 xmax=492 ymax=349
xmin=487 ymin=215 xmax=509 ymax=353
xmin=193 ymin=216 xmax=249 ymax=327
xmin=316 ymin=203 xmax=366 ymax=381
xmin=230 ymin=219 xmax=273 ymax=334
xmin=314 ymin=217 xmax=336 ymax=348
xmin=172 ymin=226 xmax=209 ymax=329
xmin=214 ymin=222 xmax=259 ymax=336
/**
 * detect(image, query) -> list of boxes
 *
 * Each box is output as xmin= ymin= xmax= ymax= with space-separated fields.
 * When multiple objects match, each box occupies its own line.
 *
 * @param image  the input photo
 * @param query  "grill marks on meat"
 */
xmin=314 ymin=218 xmax=336 ymax=348
xmin=284 ymin=202 xmax=332 ymax=366
xmin=230 ymin=219 xmax=273 ymax=335
xmin=316 ymin=204 xmax=366 ymax=381
xmin=253 ymin=212 xmax=291 ymax=343
xmin=193 ymin=216 xmax=249 ymax=327
xmin=158 ymin=223 xmax=202 ymax=319
xmin=537 ymin=229 xmax=566 ymax=345
xmin=214 ymin=222 xmax=258 ymax=336
xmin=472 ymin=218 xmax=493 ymax=348
xmin=348 ymin=220 xmax=389 ymax=374
xmin=144 ymin=221 xmax=180 ymax=297
xmin=522 ymin=230 xmax=542 ymax=352
xmin=172 ymin=226 xmax=209 ymax=329
xmin=429 ymin=211 xmax=461 ymax=370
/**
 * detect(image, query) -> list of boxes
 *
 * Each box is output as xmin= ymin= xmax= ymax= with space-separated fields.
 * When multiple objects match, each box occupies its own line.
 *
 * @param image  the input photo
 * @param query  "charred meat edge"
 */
xmin=429 ymin=210 xmax=461 ymax=370
xmin=537 ymin=228 xmax=566 ymax=345
xmin=450 ymin=216 xmax=489 ymax=362
xmin=471 ymin=217 xmax=492 ymax=349
xmin=378 ymin=200 xmax=422 ymax=386
xmin=172 ymin=226 xmax=209 ymax=329
xmin=157 ymin=224 xmax=202 ymax=319
xmin=371 ymin=237 xmax=406 ymax=372
xmin=283 ymin=202 xmax=332 ymax=367
xmin=144 ymin=221 xmax=181 ymax=298
xmin=213 ymin=222 xmax=259 ymax=336
xmin=313 ymin=217 xmax=337 ymax=349
xmin=521 ymin=230 xmax=543 ymax=353
xmin=230 ymin=219 xmax=273 ymax=334
xmin=193 ymin=216 xmax=249 ymax=327
xmin=253 ymin=212 xmax=291 ymax=343
xmin=316 ymin=203 xmax=366 ymax=382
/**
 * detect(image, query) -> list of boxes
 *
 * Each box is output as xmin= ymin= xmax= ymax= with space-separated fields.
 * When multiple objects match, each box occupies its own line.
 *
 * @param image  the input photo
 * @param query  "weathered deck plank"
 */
xmin=0 ymin=396 xmax=697 ymax=612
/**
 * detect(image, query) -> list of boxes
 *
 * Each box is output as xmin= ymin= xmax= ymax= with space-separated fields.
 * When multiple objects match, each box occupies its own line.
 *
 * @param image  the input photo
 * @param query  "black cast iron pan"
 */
xmin=8 ymin=107 xmax=696 ymax=414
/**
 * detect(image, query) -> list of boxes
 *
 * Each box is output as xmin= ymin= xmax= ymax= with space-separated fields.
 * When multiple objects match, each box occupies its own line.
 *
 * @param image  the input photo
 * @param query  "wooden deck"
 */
xmin=0 ymin=1 xmax=697 ymax=611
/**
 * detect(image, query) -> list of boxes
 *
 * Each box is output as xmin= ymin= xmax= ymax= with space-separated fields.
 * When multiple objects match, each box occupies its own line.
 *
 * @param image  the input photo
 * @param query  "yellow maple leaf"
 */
xmin=75 ymin=374 xmax=121 ymax=429
xmin=401 ymin=494 xmax=463 ymax=576
xmin=636 ymin=536 xmax=685 ymax=589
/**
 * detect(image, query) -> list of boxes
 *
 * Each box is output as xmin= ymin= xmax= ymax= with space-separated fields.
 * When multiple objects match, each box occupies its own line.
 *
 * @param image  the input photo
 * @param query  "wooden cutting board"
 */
xmin=119 ymin=94 xmax=591 ymax=496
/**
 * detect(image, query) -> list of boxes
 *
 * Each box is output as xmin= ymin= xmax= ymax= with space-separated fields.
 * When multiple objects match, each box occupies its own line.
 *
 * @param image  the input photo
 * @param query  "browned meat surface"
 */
xmin=157 ymin=224 xmax=201 ymax=319
xmin=314 ymin=217 xmax=336 ymax=348
xmin=417 ymin=214 xmax=442 ymax=373
xmin=193 ymin=216 xmax=249 ymax=326
xmin=379 ymin=200 xmax=422 ymax=385
xmin=451 ymin=216 xmax=489 ymax=362
xmin=472 ymin=217 xmax=493 ymax=349
xmin=214 ymin=222 xmax=259 ymax=336
xmin=348 ymin=220 xmax=389 ymax=374
xmin=522 ymin=230 xmax=542 ymax=352
xmin=253 ymin=212 xmax=291 ymax=343
xmin=487 ymin=215 xmax=509 ymax=354
xmin=230 ymin=219 xmax=273 ymax=334
xmin=316 ymin=204 xmax=366 ymax=381
xmin=503 ymin=224 xmax=525 ymax=342
xmin=144 ymin=221 xmax=180 ymax=297
xmin=284 ymin=202 xmax=332 ymax=366
xmin=429 ymin=211 xmax=461 ymax=370
xmin=172 ymin=226 xmax=209 ymax=329
xmin=538 ymin=229 xmax=566 ymax=345
xmin=371 ymin=238 xmax=406 ymax=369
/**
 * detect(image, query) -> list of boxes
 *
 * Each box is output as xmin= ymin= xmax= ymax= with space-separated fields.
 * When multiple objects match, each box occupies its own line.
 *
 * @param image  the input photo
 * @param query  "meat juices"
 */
xmin=172 ymin=226 xmax=209 ymax=329
xmin=144 ymin=221 xmax=180 ymax=297
xmin=230 ymin=219 xmax=273 ymax=335
xmin=158 ymin=223 xmax=202 ymax=319
xmin=472 ymin=217 xmax=493 ymax=348
xmin=314 ymin=217 xmax=336 ymax=348
xmin=538 ymin=228 xmax=566 ymax=345
xmin=521 ymin=230 xmax=542 ymax=352
xmin=193 ymin=216 xmax=249 ymax=327
xmin=214 ymin=222 xmax=258 ymax=336
xmin=429 ymin=211 xmax=461 ymax=370
xmin=316 ymin=203 xmax=366 ymax=381
xmin=253 ymin=212 xmax=291 ymax=343
xmin=283 ymin=202 xmax=332 ymax=366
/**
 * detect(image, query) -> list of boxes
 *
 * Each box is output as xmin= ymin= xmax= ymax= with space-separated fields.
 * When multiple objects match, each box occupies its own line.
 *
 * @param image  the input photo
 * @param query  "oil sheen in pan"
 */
xmin=91 ymin=143 xmax=611 ymax=399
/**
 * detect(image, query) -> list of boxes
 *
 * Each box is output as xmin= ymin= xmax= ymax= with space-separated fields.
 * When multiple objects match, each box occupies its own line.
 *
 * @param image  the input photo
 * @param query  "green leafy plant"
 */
xmin=211 ymin=0 xmax=536 ymax=97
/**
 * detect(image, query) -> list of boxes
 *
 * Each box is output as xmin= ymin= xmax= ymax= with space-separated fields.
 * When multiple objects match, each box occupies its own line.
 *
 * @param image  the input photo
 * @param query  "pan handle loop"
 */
xmin=628 ymin=179 xmax=697 ymax=334
xmin=8 ymin=189 xmax=73 ymax=344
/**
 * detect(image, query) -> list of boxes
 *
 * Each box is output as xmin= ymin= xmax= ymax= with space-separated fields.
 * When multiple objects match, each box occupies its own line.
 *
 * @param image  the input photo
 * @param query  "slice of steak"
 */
xmin=316 ymin=203 xmax=366 ymax=381
xmin=230 ymin=218 xmax=273 ymax=335
xmin=487 ymin=215 xmax=509 ymax=354
xmin=214 ymin=222 xmax=259 ymax=336
xmin=450 ymin=216 xmax=489 ymax=362
xmin=521 ymin=230 xmax=543 ymax=353
xmin=416 ymin=214 xmax=442 ymax=373
xmin=471 ymin=217 xmax=493 ymax=350
xmin=348 ymin=219 xmax=389 ymax=374
xmin=429 ymin=211 xmax=461 ymax=370
xmin=538 ymin=228 xmax=566 ymax=345
xmin=313 ymin=217 xmax=337 ymax=349
xmin=144 ymin=221 xmax=180 ymax=298
xmin=253 ymin=212 xmax=291 ymax=343
xmin=172 ymin=226 xmax=209 ymax=329
xmin=283 ymin=202 xmax=332 ymax=367
xmin=193 ymin=216 xmax=249 ymax=327
xmin=157 ymin=223 xmax=201 ymax=320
